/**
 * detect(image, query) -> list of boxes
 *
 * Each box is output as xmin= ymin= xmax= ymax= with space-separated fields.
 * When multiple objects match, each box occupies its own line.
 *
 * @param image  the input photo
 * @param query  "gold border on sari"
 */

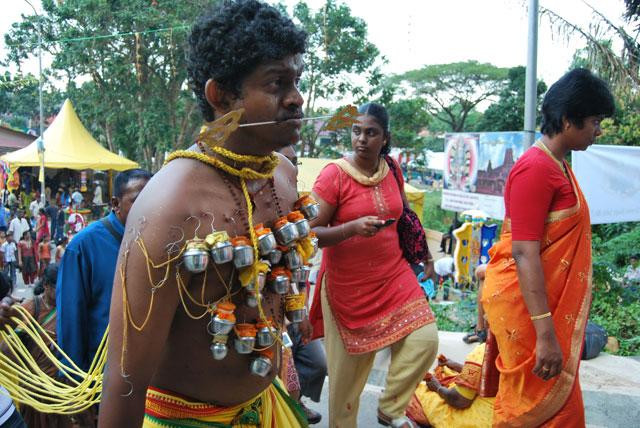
xmin=494 ymin=163 xmax=592 ymax=427
xmin=498 ymin=266 xmax=592 ymax=428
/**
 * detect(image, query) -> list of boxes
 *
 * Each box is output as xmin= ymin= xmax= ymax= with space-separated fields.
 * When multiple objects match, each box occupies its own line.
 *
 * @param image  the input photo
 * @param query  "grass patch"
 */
xmin=422 ymin=190 xmax=456 ymax=233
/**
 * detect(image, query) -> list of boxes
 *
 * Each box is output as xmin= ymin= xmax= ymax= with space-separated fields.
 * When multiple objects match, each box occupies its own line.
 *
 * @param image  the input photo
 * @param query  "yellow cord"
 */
xmin=0 ymin=305 xmax=108 ymax=413
xmin=0 ymin=141 xmax=283 ymax=414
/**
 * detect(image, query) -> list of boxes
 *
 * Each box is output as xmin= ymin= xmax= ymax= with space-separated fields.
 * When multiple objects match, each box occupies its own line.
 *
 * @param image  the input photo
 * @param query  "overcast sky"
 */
xmin=1 ymin=0 xmax=631 ymax=95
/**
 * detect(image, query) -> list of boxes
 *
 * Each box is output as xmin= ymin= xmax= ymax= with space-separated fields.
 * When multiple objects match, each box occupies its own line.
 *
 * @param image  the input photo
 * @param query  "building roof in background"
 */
xmin=0 ymin=125 xmax=36 ymax=153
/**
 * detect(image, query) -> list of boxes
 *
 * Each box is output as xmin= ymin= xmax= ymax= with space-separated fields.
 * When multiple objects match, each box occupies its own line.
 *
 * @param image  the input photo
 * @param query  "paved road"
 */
xmin=304 ymin=332 xmax=640 ymax=427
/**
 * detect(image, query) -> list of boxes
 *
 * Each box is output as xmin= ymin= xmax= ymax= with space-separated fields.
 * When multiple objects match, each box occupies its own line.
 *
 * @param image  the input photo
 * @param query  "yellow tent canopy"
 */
xmin=297 ymin=157 xmax=425 ymax=220
xmin=1 ymin=99 xmax=138 ymax=171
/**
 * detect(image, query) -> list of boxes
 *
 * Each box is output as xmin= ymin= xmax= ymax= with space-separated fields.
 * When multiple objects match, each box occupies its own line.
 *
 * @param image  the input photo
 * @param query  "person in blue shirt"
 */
xmin=56 ymin=169 xmax=151 ymax=372
xmin=59 ymin=188 xmax=71 ymax=209
xmin=0 ymin=201 xmax=8 ymax=233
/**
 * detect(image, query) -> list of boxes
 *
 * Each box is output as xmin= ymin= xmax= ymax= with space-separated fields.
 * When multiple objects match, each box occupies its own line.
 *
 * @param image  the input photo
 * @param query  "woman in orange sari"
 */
xmin=481 ymin=68 xmax=615 ymax=427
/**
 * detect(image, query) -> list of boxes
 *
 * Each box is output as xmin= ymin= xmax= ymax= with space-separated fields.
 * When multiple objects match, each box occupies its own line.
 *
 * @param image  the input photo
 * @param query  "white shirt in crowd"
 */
xmin=29 ymin=199 xmax=43 ymax=219
xmin=8 ymin=216 xmax=30 ymax=242
xmin=71 ymin=191 xmax=84 ymax=206
xmin=1 ymin=241 xmax=17 ymax=263
xmin=434 ymin=256 xmax=455 ymax=277
xmin=93 ymin=184 xmax=103 ymax=205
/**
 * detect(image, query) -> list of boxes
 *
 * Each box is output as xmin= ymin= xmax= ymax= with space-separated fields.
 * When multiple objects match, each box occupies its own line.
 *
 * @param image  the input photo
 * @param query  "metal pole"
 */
xmin=38 ymin=20 xmax=45 ymax=206
xmin=524 ymin=0 xmax=539 ymax=148
xmin=25 ymin=0 xmax=45 ymax=206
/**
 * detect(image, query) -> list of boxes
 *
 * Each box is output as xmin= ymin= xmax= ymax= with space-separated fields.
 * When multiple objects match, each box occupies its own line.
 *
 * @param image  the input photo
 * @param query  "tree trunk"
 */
xmin=104 ymin=121 xmax=115 ymax=153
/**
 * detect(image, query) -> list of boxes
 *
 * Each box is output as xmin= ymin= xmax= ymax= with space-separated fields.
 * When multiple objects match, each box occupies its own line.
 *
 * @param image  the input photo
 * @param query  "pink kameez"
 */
xmin=310 ymin=159 xmax=434 ymax=354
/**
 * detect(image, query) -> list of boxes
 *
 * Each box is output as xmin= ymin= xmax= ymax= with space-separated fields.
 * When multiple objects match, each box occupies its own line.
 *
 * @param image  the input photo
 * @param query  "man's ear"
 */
xmin=111 ymin=196 xmax=120 ymax=214
xmin=205 ymin=79 xmax=237 ymax=115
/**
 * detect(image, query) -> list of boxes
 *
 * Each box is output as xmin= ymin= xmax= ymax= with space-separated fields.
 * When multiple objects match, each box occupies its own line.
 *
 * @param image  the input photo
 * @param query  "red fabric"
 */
xmin=309 ymin=161 xmax=433 ymax=352
xmin=504 ymin=146 xmax=577 ymax=241
xmin=18 ymin=241 xmax=37 ymax=259
xmin=36 ymin=213 xmax=49 ymax=242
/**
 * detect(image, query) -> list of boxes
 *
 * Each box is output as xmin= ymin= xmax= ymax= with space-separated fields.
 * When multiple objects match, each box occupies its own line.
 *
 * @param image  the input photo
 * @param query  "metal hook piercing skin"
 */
xmin=165 ymin=226 xmax=186 ymax=254
xmin=203 ymin=212 xmax=216 ymax=234
xmin=185 ymin=215 xmax=202 ymax=239
xmin=119 ymin=373 xmax=134 ymax=398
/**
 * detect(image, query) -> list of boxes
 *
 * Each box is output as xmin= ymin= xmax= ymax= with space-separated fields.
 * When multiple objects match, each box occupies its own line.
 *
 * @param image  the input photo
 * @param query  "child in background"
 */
xmin=55 ymin=236 xmax=68 ymax=264
xmin=37 ymin=235 xmax=51 ymax=277
xmin=18 ymin=231 xmax=37 ymax=287
xmin=1 ymin=234 xmax=18 ymax=288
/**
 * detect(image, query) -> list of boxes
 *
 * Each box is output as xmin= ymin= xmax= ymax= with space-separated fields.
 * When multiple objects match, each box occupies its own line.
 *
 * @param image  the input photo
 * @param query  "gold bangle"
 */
xmin=530 ymin=312 xmax=552 ymax=321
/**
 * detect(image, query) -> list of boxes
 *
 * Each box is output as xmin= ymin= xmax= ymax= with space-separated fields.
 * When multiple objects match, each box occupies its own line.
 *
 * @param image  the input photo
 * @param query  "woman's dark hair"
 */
xmin=358 ymin=102 xmax=391 ymax=155
xmin=113 ymin=169 xmax=152 ymax=198
xmin=34 ymin=264 xmax=58 ymax=296
xmin=540 ymin=68 xmax=615 ymax=137
xmin=187 ymin=0 xmax=307 ymax=121
xmin=38 ymin=208 xmax=45 ymax=215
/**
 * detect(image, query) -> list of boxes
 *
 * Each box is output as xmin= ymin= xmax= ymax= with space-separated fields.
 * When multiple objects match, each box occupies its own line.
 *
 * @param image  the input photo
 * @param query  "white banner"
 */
xmin=572 ymin=144 xmax=640 ymax=224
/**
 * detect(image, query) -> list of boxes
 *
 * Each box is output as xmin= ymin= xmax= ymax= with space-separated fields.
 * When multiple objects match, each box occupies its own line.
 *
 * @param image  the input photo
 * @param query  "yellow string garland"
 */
xmin=0 ymin=305 xmax=107 ymax=413
xmin=0 ymin=141 xmax=284 ymax=414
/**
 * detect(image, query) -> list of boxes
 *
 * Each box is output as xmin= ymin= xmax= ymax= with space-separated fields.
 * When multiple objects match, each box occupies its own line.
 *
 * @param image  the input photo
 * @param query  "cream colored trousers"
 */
xmin=322 ymin=284 xmax=438 ymax=428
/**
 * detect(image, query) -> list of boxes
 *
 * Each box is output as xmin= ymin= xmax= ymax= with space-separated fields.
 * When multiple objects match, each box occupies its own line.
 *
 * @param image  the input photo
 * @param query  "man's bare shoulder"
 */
xmin=273 ymin=151 xmax=296 ymax=183
xmin=123 ymin=158 xmax=228 ymax=244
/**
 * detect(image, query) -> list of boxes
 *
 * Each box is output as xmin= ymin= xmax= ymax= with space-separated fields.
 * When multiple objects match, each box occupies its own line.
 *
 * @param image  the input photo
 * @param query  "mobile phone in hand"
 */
xmin=375 ymin=218 xmax=396 ymax=229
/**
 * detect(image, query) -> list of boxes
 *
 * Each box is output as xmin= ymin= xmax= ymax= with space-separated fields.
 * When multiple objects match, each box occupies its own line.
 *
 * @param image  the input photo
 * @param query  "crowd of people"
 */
xmin=0 ymin=1 xmax=619 ymax=427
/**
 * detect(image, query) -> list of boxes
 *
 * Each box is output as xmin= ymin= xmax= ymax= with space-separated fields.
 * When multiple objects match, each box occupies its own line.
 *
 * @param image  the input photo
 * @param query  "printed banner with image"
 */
xmin=441 ymin=132 xmax=536 ymax=219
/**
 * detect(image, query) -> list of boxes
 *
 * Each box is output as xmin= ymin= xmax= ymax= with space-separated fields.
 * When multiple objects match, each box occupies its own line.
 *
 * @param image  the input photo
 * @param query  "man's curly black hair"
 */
xmin=188 ymin=0 xmax=307 ymax=121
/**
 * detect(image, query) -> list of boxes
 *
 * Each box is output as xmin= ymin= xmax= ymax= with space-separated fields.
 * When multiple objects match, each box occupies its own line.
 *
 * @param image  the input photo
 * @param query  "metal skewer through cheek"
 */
xmin=237 ymin=114 xmax=334 ymax=128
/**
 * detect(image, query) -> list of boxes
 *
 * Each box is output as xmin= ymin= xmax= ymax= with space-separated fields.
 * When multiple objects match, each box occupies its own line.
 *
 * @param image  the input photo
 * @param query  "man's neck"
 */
xmin=222 ymin=130 xmax=275 ymax=157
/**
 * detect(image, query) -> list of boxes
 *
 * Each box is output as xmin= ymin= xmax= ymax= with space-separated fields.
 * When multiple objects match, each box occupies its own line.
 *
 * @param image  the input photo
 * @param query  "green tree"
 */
xmin=600 ymin=98 xmax=640 ymax=147
xmin=541 ymin=4 xmax=639 ymax=95
xmin=395 ymin=61 xmax=509 ymax=132
xmin=385 ymin=97 xmax=430 ymax=150
xmin=476 ymin=66 xmax=547 ymax=132
xmin=0 ymin=71 xmax=64 ymax=131
xmin=5 ymin=0 xmax=209 ymax=170
xmin=292 ymin=0 xmax=380 ymax=156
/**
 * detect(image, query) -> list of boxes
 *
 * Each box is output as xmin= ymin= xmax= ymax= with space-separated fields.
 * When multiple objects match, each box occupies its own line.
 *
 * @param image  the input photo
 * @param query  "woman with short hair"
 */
xmin=481 ymin=68 xmax=615 ymax=427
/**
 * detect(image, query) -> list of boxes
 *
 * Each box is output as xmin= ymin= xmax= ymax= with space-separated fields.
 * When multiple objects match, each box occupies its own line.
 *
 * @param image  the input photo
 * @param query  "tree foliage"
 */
xmin=5 ymin=0 xmax=210 ymax=171
xmin=395 ymin=61 xmax=509 ymax=132
xmin=476 ymin=66 xmax=547 ymax=132
xmin=541 ymin=3 xmax=639 ymax=148
xmin=0 ymin=71 xmax=64 ymax=131
xmin=385 ymin=97 xmax=430 ymax=150
xmin=541 ymin=4 xmax=639 ymax=95
xmin=292 ymin=0 xmax=380 ymax=156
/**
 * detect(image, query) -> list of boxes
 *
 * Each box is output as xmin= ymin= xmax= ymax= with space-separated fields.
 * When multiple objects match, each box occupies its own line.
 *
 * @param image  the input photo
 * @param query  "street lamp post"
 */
xmin=523 ymin=0 xmax=539 ymax=148
xmin=25 ymin=0 xmax=46 ymax=206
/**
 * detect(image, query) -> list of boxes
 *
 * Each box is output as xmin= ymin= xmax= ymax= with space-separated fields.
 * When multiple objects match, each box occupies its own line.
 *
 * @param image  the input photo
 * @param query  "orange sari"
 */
xmin=481 ymin=162 xmax=590 ymax=428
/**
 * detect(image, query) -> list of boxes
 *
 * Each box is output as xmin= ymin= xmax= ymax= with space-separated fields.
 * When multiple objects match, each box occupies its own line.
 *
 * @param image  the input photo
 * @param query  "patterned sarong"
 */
xmin=143 ymin=378 xmax=308 ymax=427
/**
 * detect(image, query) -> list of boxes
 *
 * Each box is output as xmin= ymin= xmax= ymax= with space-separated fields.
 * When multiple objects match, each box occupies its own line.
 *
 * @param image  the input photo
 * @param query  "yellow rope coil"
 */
xmin=0 ymin=305 xmax=107 ymax=413
xmin=0 ymin=142 xmax=284 ymax=413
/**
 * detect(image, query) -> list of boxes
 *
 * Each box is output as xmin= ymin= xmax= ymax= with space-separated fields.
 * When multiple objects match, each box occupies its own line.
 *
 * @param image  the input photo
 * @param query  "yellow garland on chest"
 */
xmin=165 ymin=146 xmax=284 ymax=343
